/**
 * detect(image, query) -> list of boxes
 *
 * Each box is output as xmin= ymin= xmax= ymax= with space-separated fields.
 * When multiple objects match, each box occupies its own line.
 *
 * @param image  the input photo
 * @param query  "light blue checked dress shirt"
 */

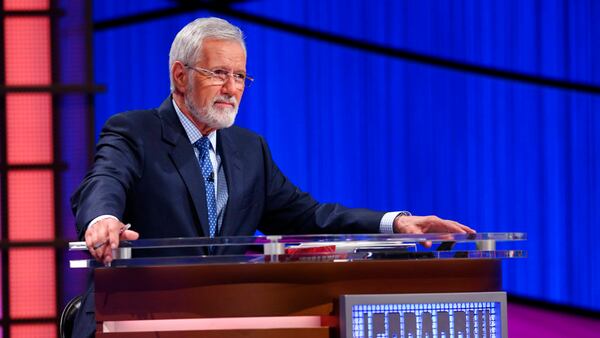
xmin=173 ymin=100 xmax=229 ymax=236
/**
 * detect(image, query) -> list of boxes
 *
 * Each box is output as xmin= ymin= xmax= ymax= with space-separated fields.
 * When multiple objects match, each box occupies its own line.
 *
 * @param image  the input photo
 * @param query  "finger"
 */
xmin=454 ymin=221 xmax=476 ymax=234
xmin=107 ymin=223 xmax=121 ymax=249
xmin=92 ymin=242 xmax=108 ymax=263
xmin=416 ymin=216 xmax=440 ymax=233
xmin=445 ymin=220 xmax=467 ymax=233
xmin=85 ymin=231 xmax=94 ymax=253
xmin=98 ymin=222 xmax=109 ymax=244
xmin=445 ymin=220 xmax=476 ymax=234
xmin=429 ymin=218 xmax=466 ymax=233
xmin=93 ymin=223 xmax=112 ymax=261
xmin=102 ymin=243 xmax=113 ymax=265
xmin=120 ymin=229 xmax=140 ymax=241
xmin=85 ymin=229 xmax=102 ymax=260
xmin=93 ymin=241 xmax=111 ymax=263
xmin=87 ymin=243 xmax=99 ymax=260
xmin=86 ymin=227 xmax=98 ymax=249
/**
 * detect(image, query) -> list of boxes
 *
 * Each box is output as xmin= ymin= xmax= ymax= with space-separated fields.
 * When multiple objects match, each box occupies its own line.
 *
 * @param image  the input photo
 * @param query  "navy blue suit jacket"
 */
xmin=71 ymin=97 xmax=387 ymax=337
xmin=71 ymin=98 xmax=383 ymax=337
xmin=71 ymin=98 xmax=385 ymax=336
xmin=71 ymin=98 xmax=384 ymax=246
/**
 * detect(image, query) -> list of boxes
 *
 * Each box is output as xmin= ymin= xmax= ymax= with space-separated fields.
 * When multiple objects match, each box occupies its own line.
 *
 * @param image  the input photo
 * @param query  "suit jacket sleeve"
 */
xmin=70 ymin=113 xmax=143 ymax=240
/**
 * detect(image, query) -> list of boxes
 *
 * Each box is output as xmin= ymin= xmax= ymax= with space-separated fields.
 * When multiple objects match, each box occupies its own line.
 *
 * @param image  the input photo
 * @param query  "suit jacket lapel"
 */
xmin=218 ymin=129 xmax=244 ymax=237
xmin=158 ymin=98 xmax=210 ymax=238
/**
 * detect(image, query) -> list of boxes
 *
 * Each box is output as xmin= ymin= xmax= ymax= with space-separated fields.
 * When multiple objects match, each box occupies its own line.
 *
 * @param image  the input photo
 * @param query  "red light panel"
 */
xmin=9 ymin=248 xmax=56 ymax=318
xmin=7 ymin=171 xmax=54 ymax=241
xmin=4 ymin=17 xmax=51 ymax=85
xmin=6 ymin=94 xmax=53 ymax=164
xmin=10 ymin=324 xmax=55 ymax=338
xmin=3 ymin=0 xmax=49 ymax=10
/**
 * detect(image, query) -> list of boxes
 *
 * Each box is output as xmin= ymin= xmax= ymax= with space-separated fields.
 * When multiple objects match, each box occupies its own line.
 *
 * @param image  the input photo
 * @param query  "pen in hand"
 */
xmin=93 ymin=223 xmax=132 ymax=250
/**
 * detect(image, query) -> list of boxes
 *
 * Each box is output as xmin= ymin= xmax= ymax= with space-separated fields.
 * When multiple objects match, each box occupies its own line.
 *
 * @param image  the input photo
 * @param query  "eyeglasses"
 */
xmin=185 ymin=65 xmax=254 ymax=88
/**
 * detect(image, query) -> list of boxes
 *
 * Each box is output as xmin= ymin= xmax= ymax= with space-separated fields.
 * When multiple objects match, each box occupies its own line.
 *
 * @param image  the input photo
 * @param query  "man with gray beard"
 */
xmin=70 ymin=17 xmax=473 ymax=338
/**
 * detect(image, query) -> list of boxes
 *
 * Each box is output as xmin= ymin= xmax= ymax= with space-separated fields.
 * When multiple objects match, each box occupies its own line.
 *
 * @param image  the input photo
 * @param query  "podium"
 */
xmin=69 ymin=233 xmax=525 ymax=337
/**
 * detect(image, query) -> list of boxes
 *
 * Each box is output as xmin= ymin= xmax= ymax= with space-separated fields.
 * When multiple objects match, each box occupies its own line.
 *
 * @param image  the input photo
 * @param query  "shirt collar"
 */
xmin=172 ymin=98 xmax=217 ymax=150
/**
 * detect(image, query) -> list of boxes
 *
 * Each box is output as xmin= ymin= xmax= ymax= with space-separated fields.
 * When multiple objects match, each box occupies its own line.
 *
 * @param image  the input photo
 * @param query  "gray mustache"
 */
xmin=213 ymin=96 xmax=237 ymax=106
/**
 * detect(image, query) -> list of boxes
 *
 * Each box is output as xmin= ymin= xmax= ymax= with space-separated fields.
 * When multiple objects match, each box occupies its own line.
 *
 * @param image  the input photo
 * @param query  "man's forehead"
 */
xmin=198 ymin=39 xmax=246 ymax=67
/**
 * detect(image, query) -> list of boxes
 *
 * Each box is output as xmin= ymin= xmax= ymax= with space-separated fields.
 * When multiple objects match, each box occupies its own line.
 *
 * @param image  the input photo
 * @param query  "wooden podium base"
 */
xmin=94 ymin=258 xmax=501 ymax=337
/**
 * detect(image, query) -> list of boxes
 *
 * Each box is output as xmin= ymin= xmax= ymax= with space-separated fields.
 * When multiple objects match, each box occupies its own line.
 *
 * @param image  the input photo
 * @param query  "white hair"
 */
xmin=169 ymin=17 xmax=246 ymax=92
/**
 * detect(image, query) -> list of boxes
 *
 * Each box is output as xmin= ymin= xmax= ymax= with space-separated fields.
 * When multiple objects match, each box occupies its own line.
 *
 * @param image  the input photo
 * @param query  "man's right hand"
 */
xmin=84 ymin=218 xmax=139 ymax=265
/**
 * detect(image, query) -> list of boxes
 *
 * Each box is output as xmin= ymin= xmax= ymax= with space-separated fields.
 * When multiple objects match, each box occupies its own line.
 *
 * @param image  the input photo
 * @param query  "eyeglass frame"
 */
xmin=184 ymin=64 xmax=254 ymax=88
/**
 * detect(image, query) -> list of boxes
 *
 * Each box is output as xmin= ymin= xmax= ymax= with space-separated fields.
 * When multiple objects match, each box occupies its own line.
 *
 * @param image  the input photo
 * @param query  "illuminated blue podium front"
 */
xmin=341 ymin=292 xmax=507 ymax=338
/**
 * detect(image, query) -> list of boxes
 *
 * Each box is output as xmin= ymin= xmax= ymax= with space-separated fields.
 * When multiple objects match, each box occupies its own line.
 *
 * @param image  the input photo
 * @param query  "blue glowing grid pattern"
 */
xmin=352 ymin=302 xmax=502 ymax=338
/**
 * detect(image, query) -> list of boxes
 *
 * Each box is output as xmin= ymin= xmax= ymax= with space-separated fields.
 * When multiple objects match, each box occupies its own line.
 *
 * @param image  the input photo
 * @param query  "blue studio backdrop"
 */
xmin=91 ymin=0 xmax=600 ymax=311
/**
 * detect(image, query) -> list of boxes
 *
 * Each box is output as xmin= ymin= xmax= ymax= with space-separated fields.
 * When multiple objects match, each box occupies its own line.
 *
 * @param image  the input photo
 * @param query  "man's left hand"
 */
xmin=393 ymin=215 xmax=475 ymax=247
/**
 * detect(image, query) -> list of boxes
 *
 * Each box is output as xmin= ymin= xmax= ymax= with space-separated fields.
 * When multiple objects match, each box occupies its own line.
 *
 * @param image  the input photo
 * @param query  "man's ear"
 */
xmin=172 ymin=61 xmax=188 ymax=93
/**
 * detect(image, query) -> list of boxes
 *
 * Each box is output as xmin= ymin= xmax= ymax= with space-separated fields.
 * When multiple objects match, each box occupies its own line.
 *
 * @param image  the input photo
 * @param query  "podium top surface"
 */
xmin=69 ymin=232 xmax=525 ymax=269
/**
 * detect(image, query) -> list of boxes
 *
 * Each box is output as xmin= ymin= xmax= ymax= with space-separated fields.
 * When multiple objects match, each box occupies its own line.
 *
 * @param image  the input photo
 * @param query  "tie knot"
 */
xmin=194 ymin=137 xmax=211 ymax=153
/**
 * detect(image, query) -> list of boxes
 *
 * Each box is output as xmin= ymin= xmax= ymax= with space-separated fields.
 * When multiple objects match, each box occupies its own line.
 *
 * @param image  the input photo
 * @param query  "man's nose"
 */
xmin=221 ymin=75 xmax=240 ymax=95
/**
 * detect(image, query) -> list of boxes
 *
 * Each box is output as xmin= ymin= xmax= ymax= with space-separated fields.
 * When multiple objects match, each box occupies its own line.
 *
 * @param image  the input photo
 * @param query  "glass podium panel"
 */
xmin=69 ymin=232 xmax=526 ymax=268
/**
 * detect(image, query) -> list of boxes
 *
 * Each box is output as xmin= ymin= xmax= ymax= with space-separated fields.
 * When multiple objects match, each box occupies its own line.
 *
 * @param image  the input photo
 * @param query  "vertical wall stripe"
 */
xmin=2 ymin=0 xmax=57 ymax=336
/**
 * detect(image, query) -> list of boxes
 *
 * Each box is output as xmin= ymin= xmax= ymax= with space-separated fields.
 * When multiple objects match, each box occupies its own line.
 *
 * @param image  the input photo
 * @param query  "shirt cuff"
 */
xmin=87 ymin=215 xmax=119 ymax=229
xmin=379 ymin=211 xmax=412 ymax=233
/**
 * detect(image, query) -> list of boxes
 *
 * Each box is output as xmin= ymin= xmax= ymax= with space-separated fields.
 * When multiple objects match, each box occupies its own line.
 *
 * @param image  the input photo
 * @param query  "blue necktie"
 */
xmin=194 ymin=137 xmax=217 ymax=238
